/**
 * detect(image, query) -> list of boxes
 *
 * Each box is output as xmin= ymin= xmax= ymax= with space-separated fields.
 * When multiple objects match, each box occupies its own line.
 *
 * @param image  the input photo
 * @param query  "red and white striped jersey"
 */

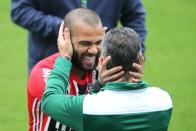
xmin=28 ymin=53 xmax=96 ymax=131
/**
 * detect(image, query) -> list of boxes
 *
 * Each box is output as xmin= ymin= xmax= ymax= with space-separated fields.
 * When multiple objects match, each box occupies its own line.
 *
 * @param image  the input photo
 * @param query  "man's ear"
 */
xmin=138 ymin=54 xmax=145 ymax=67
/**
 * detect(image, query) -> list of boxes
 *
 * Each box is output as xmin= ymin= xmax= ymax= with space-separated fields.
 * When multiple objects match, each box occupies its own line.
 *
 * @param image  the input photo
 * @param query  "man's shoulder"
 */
xmin=28 ymin=53 xmax=59 ymax=98
xmin=146 ymin=87 xmax=173 ymax=110
xmin=148 ymin=87 xmax=171 ymax=99
xmin=35 ymin=53 xmax=59 ymax=69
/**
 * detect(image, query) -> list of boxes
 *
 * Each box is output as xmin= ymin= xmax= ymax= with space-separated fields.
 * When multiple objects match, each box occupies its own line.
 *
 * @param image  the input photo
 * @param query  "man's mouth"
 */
xmin=83 ymin=56 xmax=96 ymax=65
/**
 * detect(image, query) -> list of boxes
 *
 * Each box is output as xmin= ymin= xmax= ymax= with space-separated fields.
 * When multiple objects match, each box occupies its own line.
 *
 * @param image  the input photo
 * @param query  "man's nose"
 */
xmin=88 ymin=44 xmax=99 ymax=54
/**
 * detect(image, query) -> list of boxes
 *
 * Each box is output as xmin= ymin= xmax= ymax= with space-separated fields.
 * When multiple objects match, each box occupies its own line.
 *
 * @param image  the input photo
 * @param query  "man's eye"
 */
xmin=96 ymin=40 xmax=102 ymax=45
xmin=79 ymin=41 xmax=91 ymax=46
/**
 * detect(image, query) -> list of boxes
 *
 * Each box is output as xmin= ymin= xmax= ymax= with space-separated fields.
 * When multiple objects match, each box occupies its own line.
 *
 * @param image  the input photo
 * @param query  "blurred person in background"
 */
xmin=11 ymin=0 xmax=147 ymax=73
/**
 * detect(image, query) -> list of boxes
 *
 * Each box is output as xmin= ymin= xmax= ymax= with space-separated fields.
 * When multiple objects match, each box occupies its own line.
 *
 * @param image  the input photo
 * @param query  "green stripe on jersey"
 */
xmin=83 ymin=109 xmax=172 ymax=131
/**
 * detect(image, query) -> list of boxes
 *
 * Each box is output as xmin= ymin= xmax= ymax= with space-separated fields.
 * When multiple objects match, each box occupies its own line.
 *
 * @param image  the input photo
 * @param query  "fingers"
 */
xmin=130 ymin=77 xmax=140 ymax=83
xmin=97 ymin=56 xmax=104 ymax=70
xmin=98 ymin=56 xmax=111 ymax=73
xmin=129 ymin=71 xmax=142 ymax=81
xmin=130 ymin=62 xmax=143 ymax=82
xmin=63 ymin=28 xmax=70 ymax=40
xmin=58 ymin=22 xmax=64 ymax=38
xmin=139 ymin=54 xmax=144 ymax=67
xmin=57 ymin=22 xmax=65 ymax=46
xmin=58 ymin=22 xmax=70 ymax=42
xmin=59 ymin=22 xmax=64 ymax=32
xmin=57 ymin=22 xmax=73 ymax=58
xmin=103 ymin=70 xmax=124 ymax=83
xmin=99 ymin=66 xmax=124 ymax=85
xmin=98 ymin=55 xmax=125 ymax=85
xmin=132 ymin=63 xmax=143 ymax=74
xmin=115 ymin=77 xmax=125 ymax=82
xmin=102 ymin=56 xmax=111 ymax=68
xmin=102 ymin=66 xmax=123 ymax=78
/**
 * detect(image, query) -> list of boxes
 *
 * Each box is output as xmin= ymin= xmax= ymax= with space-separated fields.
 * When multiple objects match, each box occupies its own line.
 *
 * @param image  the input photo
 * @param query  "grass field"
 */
xmin=0 ymin=0 xmax=196 ymax=130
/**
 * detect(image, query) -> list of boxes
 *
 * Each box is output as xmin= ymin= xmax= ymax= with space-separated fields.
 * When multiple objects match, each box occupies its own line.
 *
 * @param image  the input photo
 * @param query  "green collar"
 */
xmin=101 ymin=81 xmax=150 ymax=91
xmin=81 ymin=0 xmax=88 ymax=8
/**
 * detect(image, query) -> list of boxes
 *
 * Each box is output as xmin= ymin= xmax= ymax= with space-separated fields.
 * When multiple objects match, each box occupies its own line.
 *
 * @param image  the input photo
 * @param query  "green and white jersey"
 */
xmin=42 ymin=57 xmax=173 ymax=131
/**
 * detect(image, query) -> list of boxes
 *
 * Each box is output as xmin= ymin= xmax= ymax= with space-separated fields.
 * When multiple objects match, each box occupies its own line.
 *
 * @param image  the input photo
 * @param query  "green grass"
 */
xmin=0 ymin=1 xmax=28 ymax=130
xmin=0 ymin=0 xmax=196 ymax=130
xmin=143 ymin=0 xmax=196 ymax=130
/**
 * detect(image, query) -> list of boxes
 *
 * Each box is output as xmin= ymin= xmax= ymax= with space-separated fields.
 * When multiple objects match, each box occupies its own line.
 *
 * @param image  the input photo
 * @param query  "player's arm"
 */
xmin=42 ymin=23 xmax=83 ymax=129
xmin=41 ymin=57 xmax=84 ymax=131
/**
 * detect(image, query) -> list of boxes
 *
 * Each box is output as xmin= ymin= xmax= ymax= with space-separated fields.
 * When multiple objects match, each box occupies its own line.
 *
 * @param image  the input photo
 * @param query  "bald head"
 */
xmin=63 ymin=8 xmax=102 ymax=31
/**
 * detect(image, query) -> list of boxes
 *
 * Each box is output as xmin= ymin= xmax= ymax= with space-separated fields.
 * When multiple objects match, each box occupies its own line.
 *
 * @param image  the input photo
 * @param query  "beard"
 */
xmin=71 ymin=50 xmax=100 ymax=72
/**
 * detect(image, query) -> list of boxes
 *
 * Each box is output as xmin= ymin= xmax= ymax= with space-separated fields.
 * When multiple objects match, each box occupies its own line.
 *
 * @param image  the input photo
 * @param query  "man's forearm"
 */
xmin=41 ymin=57 xmax=72 ymax=115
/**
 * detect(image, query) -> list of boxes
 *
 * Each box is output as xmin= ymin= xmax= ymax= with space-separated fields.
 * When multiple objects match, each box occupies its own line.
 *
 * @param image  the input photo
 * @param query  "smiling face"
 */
xmin=71 ymin=21 xmax=104 ymax=71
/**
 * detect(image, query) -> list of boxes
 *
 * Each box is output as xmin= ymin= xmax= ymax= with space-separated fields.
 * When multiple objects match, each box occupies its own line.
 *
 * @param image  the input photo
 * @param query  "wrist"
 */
xmin=60 ymin=55 xmax=71 ymax=61
xmin=98 ymin=78 xmax=104 ymax=86
xmin=91 ymin=80 xmax=103 ymax=92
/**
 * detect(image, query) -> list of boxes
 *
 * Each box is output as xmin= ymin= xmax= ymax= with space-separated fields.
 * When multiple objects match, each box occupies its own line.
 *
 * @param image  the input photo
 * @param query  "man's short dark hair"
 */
xmin=101 ymin=27 xmax=141 ymax=75
xmin=63 ymin=8 xmax=101 ymax=30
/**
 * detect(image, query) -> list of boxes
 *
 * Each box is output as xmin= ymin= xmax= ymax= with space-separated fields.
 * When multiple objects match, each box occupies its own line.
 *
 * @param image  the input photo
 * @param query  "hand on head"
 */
xmin=97 ymin=55 xmax=144 ymax=85
xmin=129 ymin=54 xmax=144 ymax=82
xmin=57 ymin=22 xmax=73 ymax=60
xmin=97 ymin=56 xmax=124 ymax=85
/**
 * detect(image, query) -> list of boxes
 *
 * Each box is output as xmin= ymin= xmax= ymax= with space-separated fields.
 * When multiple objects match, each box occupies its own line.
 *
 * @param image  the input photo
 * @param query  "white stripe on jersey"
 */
xmin=39 ymin=111 xmax=43 ymax=130
xmin=61 ymin=125 xmax=66 ymax=130
xmin=44 ymin=116 xmax=51 ymax=131
xmin=32 ymin=98 xmax=38 ymax=131
xmin=32 ymin=98 xmax=45 ymax=131
xmin=36 ymin=101 xmax=41 ymax=131
xmin=83 ymin=87 xmax=172 ymax=115
xmin=55 ymin=122 xmax=60 ymax=129
xmin=73 ymin=80 xmax=79 ymax=95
